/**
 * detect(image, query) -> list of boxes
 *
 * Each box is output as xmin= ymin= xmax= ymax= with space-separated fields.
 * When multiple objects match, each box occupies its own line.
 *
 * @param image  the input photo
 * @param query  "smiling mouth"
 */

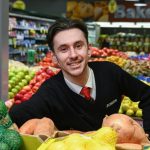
xmin=68 ymin=60 xmax=82 ymax=66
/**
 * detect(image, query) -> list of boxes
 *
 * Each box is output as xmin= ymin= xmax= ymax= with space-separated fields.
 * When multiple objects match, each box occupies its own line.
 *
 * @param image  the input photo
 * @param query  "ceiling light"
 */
xmin=134 ymin=3 xmax=147 ymax=6
xmin=125 ymin=0 xmax=139 ymax=1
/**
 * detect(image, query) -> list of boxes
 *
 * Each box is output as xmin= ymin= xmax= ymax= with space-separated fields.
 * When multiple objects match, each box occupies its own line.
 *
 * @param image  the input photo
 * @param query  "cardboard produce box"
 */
xmin=20 ymin=131 xmax=70 ymax=150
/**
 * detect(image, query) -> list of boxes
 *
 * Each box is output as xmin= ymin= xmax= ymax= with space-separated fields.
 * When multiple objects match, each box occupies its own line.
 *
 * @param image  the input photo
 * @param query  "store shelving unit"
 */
xmin=9 ymin=11 xmax=55 ymax=64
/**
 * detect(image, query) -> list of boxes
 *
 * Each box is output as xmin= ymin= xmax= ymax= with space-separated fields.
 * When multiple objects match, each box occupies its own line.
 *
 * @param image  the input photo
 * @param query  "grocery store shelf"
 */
xmin=9 ymin=12 xmax=55 ymax=23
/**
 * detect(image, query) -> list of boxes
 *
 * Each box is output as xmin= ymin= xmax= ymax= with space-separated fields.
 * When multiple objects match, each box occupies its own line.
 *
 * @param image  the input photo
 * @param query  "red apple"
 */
xmin=22 ymin=85 xmax=32 ymax=92
xmin=15 ymin=100 xmax=22 ymax=104
xmin=14 ymin=93 xmax=24 ymax=100
xmin=46 ymin=68 xmax=55 ymax=76
xmin=29 ymin=78 xmax=37 ymax=86
xmin=19 ymin=89 xmax=27 ymax=95
xmin=36 ymin=75 xmax=43 ymax=82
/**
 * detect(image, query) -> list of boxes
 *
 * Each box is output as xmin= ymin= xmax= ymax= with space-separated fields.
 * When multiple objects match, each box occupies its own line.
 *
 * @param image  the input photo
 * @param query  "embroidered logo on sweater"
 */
xmin=106 ymin=99 xmax=117 ymax=108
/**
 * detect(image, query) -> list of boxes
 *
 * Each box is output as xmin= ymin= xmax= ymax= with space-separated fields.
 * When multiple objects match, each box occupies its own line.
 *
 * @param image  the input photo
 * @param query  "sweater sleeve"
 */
xmin=9 ymin=82 xmax=55 ymax=127
xmin=112 ymin=62 xmax=150 ymax=136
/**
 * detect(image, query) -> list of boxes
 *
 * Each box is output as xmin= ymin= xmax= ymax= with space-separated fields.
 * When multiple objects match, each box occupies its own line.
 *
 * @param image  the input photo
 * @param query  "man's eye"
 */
xmin=76 ymin=43 xmax=82 ymax=49
xmin=60 ymin=47 xmax=68 ymax=52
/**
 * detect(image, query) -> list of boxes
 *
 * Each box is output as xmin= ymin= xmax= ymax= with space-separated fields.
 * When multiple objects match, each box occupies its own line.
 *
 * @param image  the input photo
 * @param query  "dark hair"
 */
xmin=47 ymin=18 xmax=89 ymax=51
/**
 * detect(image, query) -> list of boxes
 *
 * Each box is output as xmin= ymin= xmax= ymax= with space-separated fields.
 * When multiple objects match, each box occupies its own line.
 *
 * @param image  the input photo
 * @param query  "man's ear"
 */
xmin=88 ymin=44 xmax=92 ymax=57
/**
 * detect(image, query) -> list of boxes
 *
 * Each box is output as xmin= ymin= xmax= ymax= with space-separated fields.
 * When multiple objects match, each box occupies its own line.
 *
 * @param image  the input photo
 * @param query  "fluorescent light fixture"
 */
xmin=134 ymin=3 xmax=147 ymax=6
xmin=95 ymin=22 xmax=150 ymax=28
xmin=95 ymin=22 xmax=115 ymax=27
xmin=136 ymin=22 xmax=150 ymax=28
xmin=96 ymin=22 xmax=137 ymax=28
xmin=125 ymin=0 xmax=139 ymax=1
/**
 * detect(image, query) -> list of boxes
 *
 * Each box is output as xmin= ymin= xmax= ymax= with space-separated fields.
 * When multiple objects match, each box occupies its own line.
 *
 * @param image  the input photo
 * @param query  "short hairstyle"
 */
xmin=47 ymin=18 xmax=89 ymax=51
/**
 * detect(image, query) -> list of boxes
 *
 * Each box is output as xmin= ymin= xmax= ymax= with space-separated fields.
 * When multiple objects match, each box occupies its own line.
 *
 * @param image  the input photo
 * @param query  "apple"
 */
xmin=9 ymin=72 xmax=15 ymax=79
xmin=24 ymin=75 xmax=32 ymax=81
xmin=36 ymin=75 xmax=43 ymax=82
xmin=29 ymin=78 xmax=36 ymax=86
xmin=126 ymin=109 xmax=134 ymax=116
xmin=35 ymin=81 xmax=42 ymax=87
xmin=121 ymin=103 xmax=131 ymax=112
xmin=19 ymin=89 xmax=27 ymax=95
xmin=8 ymin=84 xmax=12 ymax=91
xmin=14 ymin=93 xmax=23 ymax=100
xmin=14 ymin=85 xmax=21 ymax=92
xmin=9 ymin=80 xmax=16 ymax=87
xmin=135 ymin=109 xmax=142 ymax=117
xmin=22 ymin=94 xmax=31 ymax=101
xmin=15 ymin=100 xmax=22 ymax=104
xmin=36 ymin=69 xmax=43 ymax=76
xmin=46 ymin=68 xmax=55 ymax=76
xmin=11 ymin=88 xmax=19 ymax=95
xmin=17 ymin=72 xmax=25 ymax=78
xmin=131 ymin=102 xmax=139 ymax=112
xmin=21 ymin=79 xmax=28 ymax=86
xmin=32 ymin=85 xmax=39 ymax=93
xmin=22 ymin=85 xmax=32 ymax=92
xmin=18 ymin=82 xmax=25 ymax=88
xmin=8 ymin=92 xmax=15 ymax=99
xmin=15 ymin=74 xmax=23 ymax=81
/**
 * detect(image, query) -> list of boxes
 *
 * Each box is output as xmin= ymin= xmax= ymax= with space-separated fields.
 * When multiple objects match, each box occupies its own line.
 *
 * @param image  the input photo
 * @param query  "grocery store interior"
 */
xmin=1 ymin=0 xmax=150 ymax=121
xmin=0 ymin=0 xmax=150 ymax=149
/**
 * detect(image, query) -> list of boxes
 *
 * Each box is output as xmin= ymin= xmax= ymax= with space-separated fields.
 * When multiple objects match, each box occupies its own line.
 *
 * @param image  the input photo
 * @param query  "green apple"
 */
xmin=126 ymin=109 xmax=134 ymax=116
xmin=11 ymin=88 xmax=18 ymax=95
xmin=121 ymin=103 xmax=131 ymax=112
xmin=24 ymin=75 xmax=32 ymax=81
xmin=8 ymin=92 xmax=15 ymax=99
xmin=18 ymin=82 xmax=25 ymax=88
xmin=29 ymin=71 xmax=35 ymax=78
xmin=118 ymin=107 xmax=123 ymax=114
xmin=9 ymin=72 xmax=15 ymax=79
xmin=17 ymin=72 xmax=25 ymax=78
xmin=131 ymin=102 xmax=139 ymax=112
xmin=14 ymin=85 xmax=21 ymax=92
xmin=9 ymin=80 xmax=16 ymax=87
xmin=8 ymin=84 xmax=12 ymax=91
xmin=135 ymin=109 xmax=142 ymax=117
xmin=15 ymin=74 xmax=23 ymax=81
xmin=21 ymin=79 xmax=28 ymax=86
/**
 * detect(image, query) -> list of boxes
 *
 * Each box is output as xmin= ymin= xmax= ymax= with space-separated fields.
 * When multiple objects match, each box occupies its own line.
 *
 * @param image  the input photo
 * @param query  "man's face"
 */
xmin=53 ymin=28 xmax=91 ymax=79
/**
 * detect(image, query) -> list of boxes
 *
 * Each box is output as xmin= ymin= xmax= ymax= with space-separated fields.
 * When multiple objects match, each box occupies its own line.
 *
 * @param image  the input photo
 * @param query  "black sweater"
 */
xmin=9 ymin=61 xmax=150 ymax=134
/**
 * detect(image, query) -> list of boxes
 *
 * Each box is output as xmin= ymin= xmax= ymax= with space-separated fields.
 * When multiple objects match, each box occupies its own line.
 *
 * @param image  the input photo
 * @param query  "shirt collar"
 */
xmin=64 ymin=67 xmax=94 ymax=95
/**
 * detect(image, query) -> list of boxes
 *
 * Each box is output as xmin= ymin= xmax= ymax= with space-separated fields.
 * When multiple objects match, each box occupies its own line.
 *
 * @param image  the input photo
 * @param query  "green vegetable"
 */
xmin=2 ymin=129 xmax=22 ymax=150
xmin=0 ymin=142 xmax=10 ymax=150
xmin=0 ymin=125 xmax=6 ymax=141
xmin=0 ymin=100 xmax=7 ymax=120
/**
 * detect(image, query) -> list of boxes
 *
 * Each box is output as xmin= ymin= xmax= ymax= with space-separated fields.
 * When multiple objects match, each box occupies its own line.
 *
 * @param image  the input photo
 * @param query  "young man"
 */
xmin=9 ymin=18 xmax=150 ymax=137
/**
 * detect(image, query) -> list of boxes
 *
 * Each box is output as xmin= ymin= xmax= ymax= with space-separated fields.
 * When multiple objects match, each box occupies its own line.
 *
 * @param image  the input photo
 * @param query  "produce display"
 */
xmin=38 ymin=51 xmax=59 ymax=68
xmin=9 ymin=60 xmax=35 ymax=99
xmin=19 ymin=113 xmax=149 ymax=150
xmin=90 ymin=47 xmax=150 ymax=77
xmin=14 ymin=67 xmax=56 ymax=104
xmin=0 ymin=100 xmax=22 ymax=150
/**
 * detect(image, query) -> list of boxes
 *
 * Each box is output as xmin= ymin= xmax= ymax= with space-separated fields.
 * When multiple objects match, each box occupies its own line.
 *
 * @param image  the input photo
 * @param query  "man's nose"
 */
xmin=69 ymin=48 xmax=78 ymax=58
